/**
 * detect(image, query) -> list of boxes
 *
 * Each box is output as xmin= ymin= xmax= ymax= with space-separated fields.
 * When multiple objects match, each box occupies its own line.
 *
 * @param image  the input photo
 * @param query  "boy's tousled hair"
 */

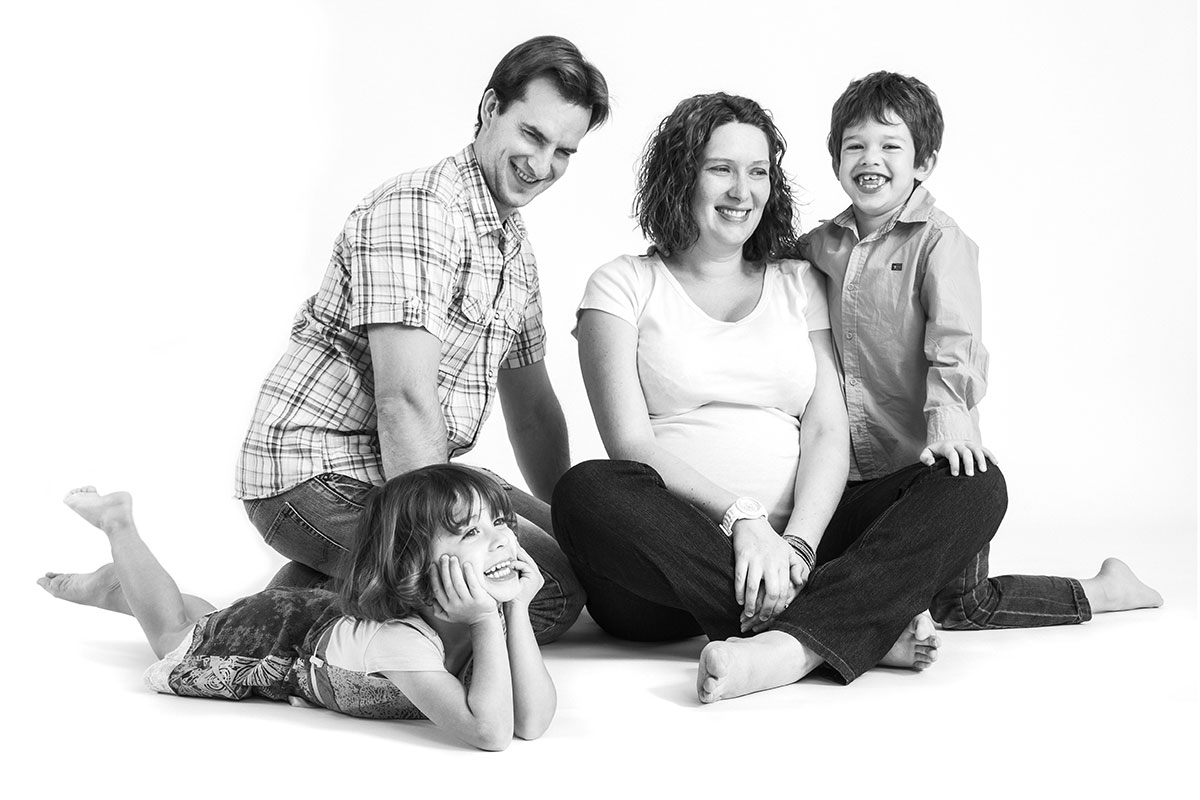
xmin=635 ymin=92 xmax=797 ymax=262
xmin=827 ymin=71 xmax=944 ymax=170
xmin=474 ymin=35 xmax=611 ymax=135
xmin=338 ymin=464 xmax=515 ymax=623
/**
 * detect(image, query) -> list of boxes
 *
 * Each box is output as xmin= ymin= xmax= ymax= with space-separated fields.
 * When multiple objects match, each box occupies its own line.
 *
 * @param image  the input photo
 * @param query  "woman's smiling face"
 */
xmin=688 ymin=122 xmax=771 ymax=254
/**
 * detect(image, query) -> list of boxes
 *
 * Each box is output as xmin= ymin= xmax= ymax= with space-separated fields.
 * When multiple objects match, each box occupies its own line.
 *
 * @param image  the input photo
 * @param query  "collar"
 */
xmin=456 ymin=145 xmax=528 ymax=246
xmin=830 ymin=184 xmax=938 ymax=240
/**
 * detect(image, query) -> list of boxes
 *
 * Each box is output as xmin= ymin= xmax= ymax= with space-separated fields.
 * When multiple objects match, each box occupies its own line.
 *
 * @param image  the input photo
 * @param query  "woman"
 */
xmin=551 ymin=93 xmax=1007 ymax=702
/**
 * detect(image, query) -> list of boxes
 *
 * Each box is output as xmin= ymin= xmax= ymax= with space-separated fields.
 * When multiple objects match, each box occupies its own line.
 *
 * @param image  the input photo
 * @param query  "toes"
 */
xmin=912 ymin=611 xmax=936 ymax=641
xmin=65 ymin=486 xmax=98 ymax=499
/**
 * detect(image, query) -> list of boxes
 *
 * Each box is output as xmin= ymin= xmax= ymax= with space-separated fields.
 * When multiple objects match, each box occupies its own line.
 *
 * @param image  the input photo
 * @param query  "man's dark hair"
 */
xmin=474 ymin=35 xmax=610 ymax=135
xmin=827 ymin=71 xmax=943 ymax=170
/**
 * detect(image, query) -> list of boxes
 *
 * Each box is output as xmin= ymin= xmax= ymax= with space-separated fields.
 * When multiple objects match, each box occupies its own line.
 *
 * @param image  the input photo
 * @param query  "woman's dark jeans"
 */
xmin=244 ymin=470 xmax=584 ymax=645
xmin=552 ymin=458 xmax=1008 ymax=684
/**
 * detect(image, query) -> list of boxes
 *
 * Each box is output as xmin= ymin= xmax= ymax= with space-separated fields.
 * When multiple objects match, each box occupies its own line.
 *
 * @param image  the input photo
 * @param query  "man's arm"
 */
xmin=367 ymin=323 xmax=448 ymax=479
xmin=496 ymin=361 xmax=569 ymax=503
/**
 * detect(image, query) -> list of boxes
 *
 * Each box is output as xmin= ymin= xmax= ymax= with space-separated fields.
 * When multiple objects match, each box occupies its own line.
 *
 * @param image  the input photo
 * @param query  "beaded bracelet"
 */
xmin=782 ymin=535 xmax=816 ymax=571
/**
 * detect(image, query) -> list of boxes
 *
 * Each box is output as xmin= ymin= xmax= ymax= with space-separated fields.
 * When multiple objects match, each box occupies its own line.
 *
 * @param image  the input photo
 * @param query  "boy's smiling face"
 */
xmin=836 ymin=110 xmax=936 ymax=238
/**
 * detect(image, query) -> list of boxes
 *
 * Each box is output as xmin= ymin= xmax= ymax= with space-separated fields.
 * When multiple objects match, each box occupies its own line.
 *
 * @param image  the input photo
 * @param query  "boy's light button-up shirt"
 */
xmin=804 ymin=186 xmax=988 ymax=481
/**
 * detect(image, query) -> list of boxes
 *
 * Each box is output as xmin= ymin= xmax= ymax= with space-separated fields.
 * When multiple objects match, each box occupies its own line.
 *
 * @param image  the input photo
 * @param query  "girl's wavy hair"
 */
xmin=338 ymin=464 xmax=516 ymax=622
xmin=635 ymin=93 xmax=797 ymax=262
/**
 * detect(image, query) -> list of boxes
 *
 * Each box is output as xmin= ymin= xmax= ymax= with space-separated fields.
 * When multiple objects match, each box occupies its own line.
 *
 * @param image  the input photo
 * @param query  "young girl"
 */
xmin=38 ymin=464 xmax=555 ymax=751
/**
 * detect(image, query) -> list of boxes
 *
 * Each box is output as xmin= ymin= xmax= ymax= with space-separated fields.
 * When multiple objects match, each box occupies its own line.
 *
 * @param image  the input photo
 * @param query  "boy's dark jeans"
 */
xmin=552 ymin=458 xmax=1008 ymax=683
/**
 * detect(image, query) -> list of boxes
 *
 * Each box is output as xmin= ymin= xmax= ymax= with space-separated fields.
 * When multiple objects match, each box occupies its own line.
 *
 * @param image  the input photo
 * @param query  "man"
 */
xmin=236 ymin=36 xmax=610 ymax=643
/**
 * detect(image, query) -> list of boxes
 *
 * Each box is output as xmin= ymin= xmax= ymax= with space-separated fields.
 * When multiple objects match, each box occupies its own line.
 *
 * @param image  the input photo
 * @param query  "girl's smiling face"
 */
xmin=428 ymin=496 xmax=521 ymax=603
xmin=836 ymin=110 xmax=936 ymax=238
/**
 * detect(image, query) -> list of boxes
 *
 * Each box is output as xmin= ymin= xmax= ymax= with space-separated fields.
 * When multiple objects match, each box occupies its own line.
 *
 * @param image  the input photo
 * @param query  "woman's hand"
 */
xmin=731 ymin=517 xmax=794 ymax=632
xmin=509 ymin=544 xmax=544 ymax=609
xmin=745 ymin=550 xmax=813 ymax=633
xmin=429 ymin=555 xmax=500 ymax=626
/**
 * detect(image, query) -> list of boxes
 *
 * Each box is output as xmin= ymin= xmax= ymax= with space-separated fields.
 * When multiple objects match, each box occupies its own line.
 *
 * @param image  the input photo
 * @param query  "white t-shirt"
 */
xmin=577 ymin=253 xmax=830 ymax=530
xmin=323 ymin=615 xmax=461 ymax=675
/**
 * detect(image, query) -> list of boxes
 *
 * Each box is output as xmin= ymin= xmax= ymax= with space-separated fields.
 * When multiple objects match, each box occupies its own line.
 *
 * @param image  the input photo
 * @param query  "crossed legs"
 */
xmin=553 ymin=460 xmax=987 ymax=703
xmin=39 ymin=487 xmax=213 ymax=658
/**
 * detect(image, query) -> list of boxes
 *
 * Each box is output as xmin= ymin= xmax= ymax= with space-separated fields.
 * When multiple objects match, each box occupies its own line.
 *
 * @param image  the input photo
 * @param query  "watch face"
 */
xmin=735 ymin=497 xmax=764 ymax=515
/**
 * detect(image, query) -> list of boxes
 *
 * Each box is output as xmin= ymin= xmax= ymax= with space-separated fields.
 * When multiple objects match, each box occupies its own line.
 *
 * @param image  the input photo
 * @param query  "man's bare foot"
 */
xmin=879 ymin=611 xmax=940 ymax=670
xmin=37 ymin=563 xmax=131 ymax=613
xmin=1081 ymin=558 xmax=1164 ymax=614
xmin=63 ymin=486 xmax=133 ymax=534
xmin=696 ymin=631 xmax=821 ymax=704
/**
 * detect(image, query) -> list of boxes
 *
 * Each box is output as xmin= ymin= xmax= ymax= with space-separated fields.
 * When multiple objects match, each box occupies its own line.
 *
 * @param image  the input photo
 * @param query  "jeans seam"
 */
xmin=772 ymin=619 xmax=855 ymax=683
xmin=1068 ymin=577 xmax=1092 ymax=622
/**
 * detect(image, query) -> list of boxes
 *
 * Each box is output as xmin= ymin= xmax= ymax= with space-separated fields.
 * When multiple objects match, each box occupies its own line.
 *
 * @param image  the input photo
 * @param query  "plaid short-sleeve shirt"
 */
xmin=235 ymin=146 xmax=546 ymax=499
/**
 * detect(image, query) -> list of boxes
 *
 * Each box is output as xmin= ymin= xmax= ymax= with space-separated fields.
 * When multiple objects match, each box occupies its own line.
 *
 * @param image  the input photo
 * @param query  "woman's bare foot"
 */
xmin=37 ymin=563 xmax=129 ymax=613
xmin=1081 ymin=558 xmax=1164 ymax=614
xmin=696 ymin=631 xmax=821 ymax=704
xmin=63 ymin=486 xmax=133 ymax=534
xmin=879 ymin=611 xmax=940 ymax=670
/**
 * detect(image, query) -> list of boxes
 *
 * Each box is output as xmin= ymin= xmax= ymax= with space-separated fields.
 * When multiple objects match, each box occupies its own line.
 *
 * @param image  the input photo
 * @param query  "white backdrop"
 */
xmin=4 ymin=0 xmax=1196 ymax=795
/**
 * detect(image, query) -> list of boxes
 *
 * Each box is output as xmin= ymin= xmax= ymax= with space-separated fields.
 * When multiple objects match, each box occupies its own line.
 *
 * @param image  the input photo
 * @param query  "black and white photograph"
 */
xmin=6 ymin=1 xmax=1196 ymax=796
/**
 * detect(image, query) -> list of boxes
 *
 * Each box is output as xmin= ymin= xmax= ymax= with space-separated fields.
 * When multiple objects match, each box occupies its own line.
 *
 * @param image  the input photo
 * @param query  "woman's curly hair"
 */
xmin=338 ymin=464 xmax=516 ymax=622
xmin=635 ymin=93 xmax=797 ymax=262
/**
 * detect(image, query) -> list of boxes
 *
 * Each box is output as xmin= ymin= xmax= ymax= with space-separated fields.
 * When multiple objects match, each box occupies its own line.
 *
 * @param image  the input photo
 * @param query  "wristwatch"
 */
xmin=720 ymin=497 xmax=767 ymax=537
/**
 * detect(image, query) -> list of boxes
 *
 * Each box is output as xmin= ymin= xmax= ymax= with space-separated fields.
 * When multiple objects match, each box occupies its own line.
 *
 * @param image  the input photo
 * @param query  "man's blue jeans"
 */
xmin=552 ymin=458 xmax=1009 ymax=683
xmin=244 ymin=470 xmax=584 ymax=645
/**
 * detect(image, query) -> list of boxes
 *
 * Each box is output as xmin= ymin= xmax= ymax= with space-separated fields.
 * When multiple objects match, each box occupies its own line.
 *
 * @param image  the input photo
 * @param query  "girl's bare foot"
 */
xmin=63 ymin=486 xmax=133 ymax=534
xmin=1082 ymin=558 xmax=1163 ymax=613
xmin=37 ymin=563 xmax=128 ymax=612
xmin=696 ymin=631 xmax=821 ymax=704
xmin=879 ymin=611 xmax=940 ymax=670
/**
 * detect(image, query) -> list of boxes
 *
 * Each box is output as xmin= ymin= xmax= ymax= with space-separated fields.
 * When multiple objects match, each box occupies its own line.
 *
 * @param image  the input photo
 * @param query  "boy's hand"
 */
xmin=429 ymin=555 xmax=499 ymax=626
xmin=920 ymin=440 xmax=997 ymax=477
xmin=509 ymin=544 xmax=544 ymax=608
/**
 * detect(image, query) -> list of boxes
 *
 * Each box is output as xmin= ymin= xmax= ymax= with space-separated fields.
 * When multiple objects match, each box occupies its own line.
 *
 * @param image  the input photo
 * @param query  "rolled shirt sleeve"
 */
xmin=346 ymin=188 xmax=459 ymax=338
xmin=920 ymin=224 xmax=988 ymax=445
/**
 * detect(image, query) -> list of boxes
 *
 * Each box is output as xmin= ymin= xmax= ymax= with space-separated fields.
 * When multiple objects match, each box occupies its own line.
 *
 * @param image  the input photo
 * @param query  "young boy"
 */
xmin=802 ymin=71 xmax=1161 ymax=628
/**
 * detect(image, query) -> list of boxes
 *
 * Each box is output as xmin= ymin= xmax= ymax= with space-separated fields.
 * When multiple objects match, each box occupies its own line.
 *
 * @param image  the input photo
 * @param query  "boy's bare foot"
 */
xmin=37 ymin=563 xmax=129 ymax=613
xmin=63 ymin=486 xmax=133 ymax=534
xmin=879 ymin=610 xmax=940 ymax=670
xmin=696 ymin=631 xmax=819 ymax=704
xmin=1082 ymin=558 xmax=1164 ymax=614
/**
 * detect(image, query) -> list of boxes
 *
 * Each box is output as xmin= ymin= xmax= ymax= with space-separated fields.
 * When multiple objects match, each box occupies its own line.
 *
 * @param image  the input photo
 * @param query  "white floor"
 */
xmin=6 ymin=3 xmax=1196 ymax=797
xmin=13 ymin=508 xmax=1197 ymax=800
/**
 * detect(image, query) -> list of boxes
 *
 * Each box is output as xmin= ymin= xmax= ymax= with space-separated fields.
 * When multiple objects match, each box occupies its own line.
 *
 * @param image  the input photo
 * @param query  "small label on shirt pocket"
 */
xmin=890 ymin=262 xmax=904 ymax=271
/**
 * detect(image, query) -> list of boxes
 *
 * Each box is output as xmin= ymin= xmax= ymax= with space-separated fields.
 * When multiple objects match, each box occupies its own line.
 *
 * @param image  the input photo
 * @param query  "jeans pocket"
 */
xmin=263 ymin=502 xmax=351 ymax=575
xmin=313 ymin=473 xmax=372 ymax=508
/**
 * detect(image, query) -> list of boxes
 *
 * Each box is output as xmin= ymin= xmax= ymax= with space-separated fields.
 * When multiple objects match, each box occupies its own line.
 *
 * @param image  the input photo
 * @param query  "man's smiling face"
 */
xmin=473 ymin=75 xmax=591 ymax=221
